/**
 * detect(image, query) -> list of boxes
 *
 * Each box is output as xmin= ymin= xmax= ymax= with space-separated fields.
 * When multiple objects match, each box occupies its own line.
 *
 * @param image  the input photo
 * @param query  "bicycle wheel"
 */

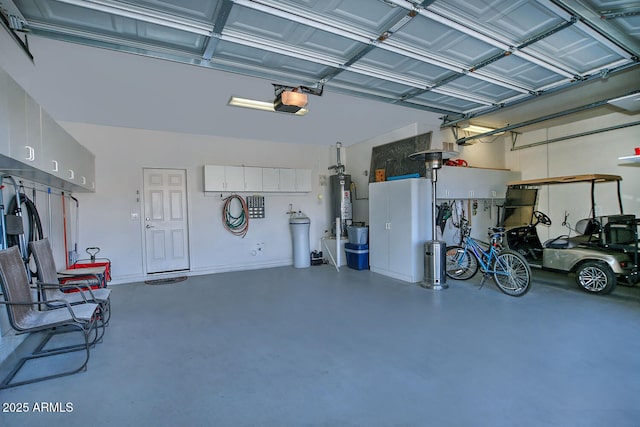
xmin=493 ymin=249 xmax=531 ymax=297
xmin=445 ymin=246 xmax=478 ymax=280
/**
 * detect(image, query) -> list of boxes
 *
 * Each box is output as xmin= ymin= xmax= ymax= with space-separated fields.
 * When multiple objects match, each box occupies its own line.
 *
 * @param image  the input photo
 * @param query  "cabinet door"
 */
xmin=279 ymin=168 xmax=296 ymax=192
xmin=387 ymin=179 xmax=417 ymax=278
xmin=368 ymin=182 xmax=390 ymax=272
xmin=0 ymin=69 xmax=9 ymax=155
xmin=7 ymin=77 xmax=28 ymax=163
xmin=204 ymin=165 xmax=225 ymax=191
xmin=243 ymin=167 xmax=263 ymax=192
xmin=295 ymin=169 xmax=312 ymax=192
xmin=84 ymin=149 xmax=96 ymax=190
xmin=41 ymin=109 xmax=67 ymax=178
xmin=24 ymin=94 xmax=42 ymax=169
xmin=436 ymin=167 xmax=468 ymax=199
xmin=224 ymin=166 xmax=245 ymax=191
xmin=74 ymin=143 xmax=95 ymax=190
xmin=262 ymin=168 xmax=279 ymax=191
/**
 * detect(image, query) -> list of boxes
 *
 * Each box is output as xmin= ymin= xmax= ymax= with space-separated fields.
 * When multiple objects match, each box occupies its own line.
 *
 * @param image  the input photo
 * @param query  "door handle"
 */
xmin=146 ymin=224 xmax=155 ymax=229
xmin=25 ymin=145 xmax=35 ymax=161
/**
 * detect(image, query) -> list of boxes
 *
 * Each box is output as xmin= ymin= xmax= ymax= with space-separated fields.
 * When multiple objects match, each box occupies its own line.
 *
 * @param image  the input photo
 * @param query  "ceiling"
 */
xmin=1 ymin=0 xmax=639 ymax=143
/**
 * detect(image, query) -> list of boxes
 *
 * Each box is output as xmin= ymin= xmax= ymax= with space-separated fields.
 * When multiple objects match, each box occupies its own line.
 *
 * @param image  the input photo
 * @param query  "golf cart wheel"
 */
xmin=445 ymin=246 xmax=478 ymax=280
xmin=575 ymin=261 xmax=616 ymax=295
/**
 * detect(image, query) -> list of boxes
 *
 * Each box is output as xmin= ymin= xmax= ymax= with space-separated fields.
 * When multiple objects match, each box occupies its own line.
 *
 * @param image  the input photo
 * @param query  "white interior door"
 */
xmin=143 ymin=168 xmax=190 ymax=274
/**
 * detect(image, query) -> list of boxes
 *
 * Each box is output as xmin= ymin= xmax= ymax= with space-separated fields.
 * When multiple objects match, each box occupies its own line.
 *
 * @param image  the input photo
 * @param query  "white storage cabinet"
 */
xmin=203 ymin=165 xmax=245 ymax=192
xmin=369 ymin=178 xmax=431 ymax=283
xmin=437 ymin=166 xmax=520 ymax=199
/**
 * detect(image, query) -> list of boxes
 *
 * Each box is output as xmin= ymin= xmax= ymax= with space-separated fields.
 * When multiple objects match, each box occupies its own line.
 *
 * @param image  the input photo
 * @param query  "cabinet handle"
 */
xmin=81 ymin=176 xmax=87 ymax=185
xmin=51 ymin=160 xmax=59 ymax=172
xmin=68 ymin=169 xmax=75 ymax=180
xmin=25 ymin=146 xmax=35 ymax=161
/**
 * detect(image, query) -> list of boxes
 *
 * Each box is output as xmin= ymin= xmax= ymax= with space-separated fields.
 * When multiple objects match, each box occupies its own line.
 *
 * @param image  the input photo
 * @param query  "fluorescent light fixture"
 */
xmin=228 ymin=97 xmax=308 ymax=115
xmin=607 ymin=93 xmax=640 ymax=113
xmin=460 ymin=124 xmax=506 ymax=135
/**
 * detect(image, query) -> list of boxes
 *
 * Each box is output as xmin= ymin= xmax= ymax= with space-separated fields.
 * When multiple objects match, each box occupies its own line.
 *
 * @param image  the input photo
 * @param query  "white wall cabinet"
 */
xmin=295 ymin=168 xmax=312 ymax=192
xmin=73 ymin=142 xmax=95 ymax=190
xmin=225 ymin=166 xmax=245 ymax=191
xmin=0 ymin=70 xmax=10 ymax=154
xmin=205 ymin=165 xmax=312 ymax=193
xmin=369 ymin=178 xmax=431 ymax=283
xmin=6 ymin=74 xmax=28 ymax=164
xmin=278 ymin=168 xmax=296 ymax=192
xmin=243 ymin=166 xmax=263 ymax=191
xmin=41 ymin=109 xmax=68 ymax=179
xmin=0 ymin=68 xmax=95 ymax=192
xmin=25 ymin=94 xmax=43 ymax=170
xmin=203 ymin=165 xmax=244 ymax=192
xmin=436 ymin=166 xmax=521 ymax=199
xmin=262 ymin=168 xmax=280 ymax=192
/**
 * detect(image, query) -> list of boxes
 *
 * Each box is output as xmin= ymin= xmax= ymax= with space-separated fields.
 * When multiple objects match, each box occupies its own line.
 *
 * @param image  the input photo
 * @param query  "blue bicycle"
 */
xmin=446 ymin=219 xmax=532 ymax=297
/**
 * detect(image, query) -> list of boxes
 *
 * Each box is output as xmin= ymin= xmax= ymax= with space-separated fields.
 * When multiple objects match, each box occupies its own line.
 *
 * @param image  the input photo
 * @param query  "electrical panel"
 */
xmin=247 ymin=195 xmax=265 ymax=218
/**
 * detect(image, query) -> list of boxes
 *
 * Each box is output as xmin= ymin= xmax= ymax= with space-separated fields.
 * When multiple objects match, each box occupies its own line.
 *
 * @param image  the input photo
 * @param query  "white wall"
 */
xmin=62 ymin=123 xmax=337 ymax=284
xmin=506 ymin=113 xmax=640 ymax=243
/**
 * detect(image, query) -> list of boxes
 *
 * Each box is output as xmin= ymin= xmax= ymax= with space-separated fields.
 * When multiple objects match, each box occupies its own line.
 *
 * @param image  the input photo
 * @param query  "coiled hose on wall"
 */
xmin=222 ymin=194 xmax=249 ymax=238
xmin=6 ymin=193 xmax=44 ymax=261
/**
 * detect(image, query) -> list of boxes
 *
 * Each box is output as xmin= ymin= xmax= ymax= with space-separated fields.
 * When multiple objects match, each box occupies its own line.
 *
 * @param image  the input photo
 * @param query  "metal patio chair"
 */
xmin=29 ymin=238 xmax=112 ymax=325
xmin=0 ymin=246 xmax=102 ymax=389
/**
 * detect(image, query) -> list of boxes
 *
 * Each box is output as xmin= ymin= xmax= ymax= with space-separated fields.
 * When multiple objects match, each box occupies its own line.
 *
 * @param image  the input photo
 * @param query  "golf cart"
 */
xmin=500 ymin=174 xmax=639 ymax=295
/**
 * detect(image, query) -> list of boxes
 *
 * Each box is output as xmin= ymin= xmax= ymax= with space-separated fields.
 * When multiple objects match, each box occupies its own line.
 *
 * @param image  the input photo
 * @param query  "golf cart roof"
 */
xmin=508 ymin=174 xmax=622 ymax=187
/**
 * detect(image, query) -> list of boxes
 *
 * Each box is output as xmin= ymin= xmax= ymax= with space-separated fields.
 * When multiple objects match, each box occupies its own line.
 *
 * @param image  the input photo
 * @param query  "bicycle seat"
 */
xmin=489 ymin=227 xmax=505 ymax=234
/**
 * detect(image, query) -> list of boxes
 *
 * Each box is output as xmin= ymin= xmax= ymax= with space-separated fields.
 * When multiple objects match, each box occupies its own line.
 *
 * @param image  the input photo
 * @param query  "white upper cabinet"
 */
xmin=41 ymin=108 xmax=67 ymax=179
xmin=203 ymin=165 xmax=225 ymax=191
xmin=7 ymin=75 xmax=28 ymax=163
xmin=295 ymin=168 xmax=312 ymax=192
xmin=0 ymin=68 xmax=95 ymax=191
xmin=225 ymin=166 xmax=245 ymax=191
xmin=262 ymin=168 xmax=280 ymax=192
xmin=75 ymin=145 xmax=95 ymax=190
xmin=278 ymin=168 xmax=296 ymax=192
xmin=205 ymin=165 xmax=312 ymax=193
xmin=25 ymin=93 xmax=42 ymax=169
xmin=203 ymin=165 xmax=244 ymax=192
xmin=243 ymin=166 xmax=263 ymax=192
xmin=0 ymin=69 xmax=9 ymax=154
xmin=436 ymin=167 xmax=521 ymax=199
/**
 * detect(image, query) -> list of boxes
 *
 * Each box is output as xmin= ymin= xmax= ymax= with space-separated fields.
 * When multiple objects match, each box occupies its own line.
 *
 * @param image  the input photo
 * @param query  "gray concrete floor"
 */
xmin=1 ymin=265 xmax=639 ymax=427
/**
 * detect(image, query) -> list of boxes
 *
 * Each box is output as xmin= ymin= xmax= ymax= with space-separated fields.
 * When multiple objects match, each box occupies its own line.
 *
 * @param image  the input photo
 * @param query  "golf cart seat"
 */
xmin=544 ymin=218 xmax=601 ymax=249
